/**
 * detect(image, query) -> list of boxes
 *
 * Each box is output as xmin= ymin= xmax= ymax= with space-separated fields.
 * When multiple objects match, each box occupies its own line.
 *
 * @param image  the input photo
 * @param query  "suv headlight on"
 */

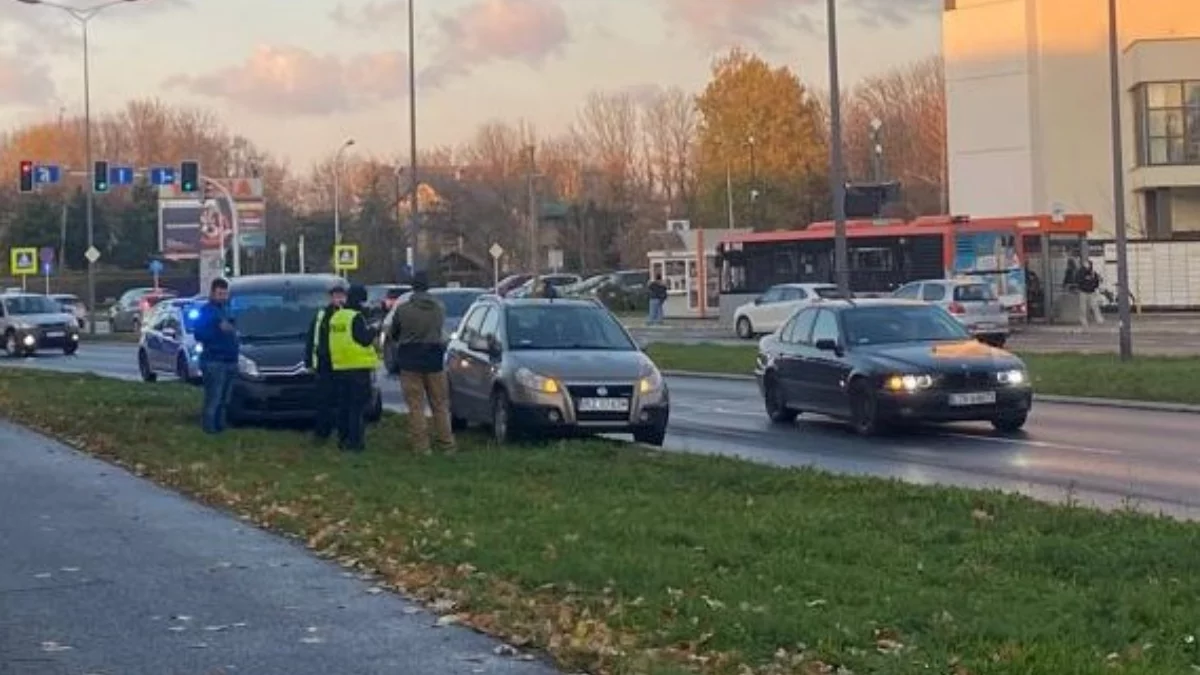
xmin=515 ymin=367 xmax=559 ymax=393
xmin=638 ymin=367 xmax=664 ymax=394
xmin=237 ymin=354 xmax=261 ymax=379
xmin=884 ymin=374 xmax=934 ymax=392
xmin=997 ymin=369 xmax=1026 ymax=385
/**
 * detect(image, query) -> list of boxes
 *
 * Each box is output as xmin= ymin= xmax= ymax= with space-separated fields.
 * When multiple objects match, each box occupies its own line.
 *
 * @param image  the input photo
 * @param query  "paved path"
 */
xmin=0 ymin=422 xmax=557 ymax=675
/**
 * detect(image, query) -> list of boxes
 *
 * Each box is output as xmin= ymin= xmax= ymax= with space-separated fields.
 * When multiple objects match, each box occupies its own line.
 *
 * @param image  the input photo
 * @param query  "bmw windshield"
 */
xmin=228 ymin=290 xmax=325 ymax=340
xmin=505 ymin=305 xmax=636 ymax=351
xmin=842 ymin=305 xmax=971 ymax=346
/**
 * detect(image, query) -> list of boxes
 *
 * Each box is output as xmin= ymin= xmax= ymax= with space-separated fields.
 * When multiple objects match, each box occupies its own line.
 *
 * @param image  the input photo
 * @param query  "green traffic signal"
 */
xmin=93 ymin=160 xmax=109 ymax=193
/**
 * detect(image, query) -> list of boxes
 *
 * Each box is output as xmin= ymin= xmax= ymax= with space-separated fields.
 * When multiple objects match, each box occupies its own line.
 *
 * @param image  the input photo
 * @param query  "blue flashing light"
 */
xmin=187 ymin=308 xmax=201 ymax=321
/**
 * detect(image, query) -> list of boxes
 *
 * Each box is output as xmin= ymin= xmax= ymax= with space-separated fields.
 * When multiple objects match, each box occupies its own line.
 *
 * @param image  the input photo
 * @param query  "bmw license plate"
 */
xmin=45 ymin=331 xmax=64 ymax=338
xmin=949 ymin=391 xmax=996 ymax=406
xmin=578 ymin=397 xmax=629 ymax=412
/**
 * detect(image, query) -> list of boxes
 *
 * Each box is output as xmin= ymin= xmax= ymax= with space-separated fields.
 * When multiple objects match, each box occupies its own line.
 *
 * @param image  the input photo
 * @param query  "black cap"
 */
xmin=347 ymin=284 xmax=368 ymax=308
xmin=411 ymin=271 xmax=429 ymax=292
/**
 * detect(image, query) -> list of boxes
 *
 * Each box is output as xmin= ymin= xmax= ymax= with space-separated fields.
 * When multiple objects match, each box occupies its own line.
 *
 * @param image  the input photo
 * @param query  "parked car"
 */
xmin=136 ymin=297 xmax=207 ymax=384
xmin=565 ymin=270 xmax=650 ymax=312
xmin=49 ymin=294 xmax=89 ymax=330
xmin=365 ymin=283 xmax=411 ymax=327
xmin=221 ymin=274 xmax=382 ymax=425
xmin=495 ymin=274 xmax=534 ymax=297
xmin=892 ymin=278 xmax=1009 ymax=347
xmin=754 ymin=298 xmax=1031 ymax=436
xmin=733 ymin=283 xmax=843 ymax=339
xmin=1 ymin=292 xmax=80 ymax=356
xmin=378 ymin=287 xmax=487 ymax=372
xmin=508 ymin=273 xmax=581 ymax=298
xmin=444 ymin=296 xmax=669 ymax=445
xmin=109 ymin=287 xmax=177 ymax=332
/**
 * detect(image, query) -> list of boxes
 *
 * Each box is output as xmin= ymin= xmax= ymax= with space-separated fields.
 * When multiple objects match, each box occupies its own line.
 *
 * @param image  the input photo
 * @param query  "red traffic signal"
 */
xmin=18 ymin=160 xmax=33 ymax=193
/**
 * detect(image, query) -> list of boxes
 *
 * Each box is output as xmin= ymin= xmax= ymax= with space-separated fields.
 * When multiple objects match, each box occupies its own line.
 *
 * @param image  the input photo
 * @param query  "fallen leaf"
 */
xmin=300 ymin=636 xmax=324 ymax=644
xmin=435 ymin=614 xmax=461 ymax=627
xmin=806 ymin=598 xmax=827 ymax=608
xmin=494 ymin=644 xmax=520 ymax=657
xmin=204 ymin=625 xmax=228 ymax=632
xmin=60 ymin=567 xmax=80 ymax=573
xmin=168 ymin=626 xmax=187 ymax=632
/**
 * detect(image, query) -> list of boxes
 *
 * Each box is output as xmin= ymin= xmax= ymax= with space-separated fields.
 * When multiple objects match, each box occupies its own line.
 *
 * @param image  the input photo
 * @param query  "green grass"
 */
xmin=3 ymin=369 xmax=1200 ymax=674
xmin=644 ymin=343 xmax=1200 ymax=405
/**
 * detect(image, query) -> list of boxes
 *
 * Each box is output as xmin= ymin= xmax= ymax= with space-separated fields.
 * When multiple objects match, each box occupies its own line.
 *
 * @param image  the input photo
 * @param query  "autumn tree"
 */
xmin=843 ymin=56 xmax=947 ymax=217
xmin=695 ymin=48 xmax=829 ymax=231
xmin=641 ymin=87 xmax=698 ymax=218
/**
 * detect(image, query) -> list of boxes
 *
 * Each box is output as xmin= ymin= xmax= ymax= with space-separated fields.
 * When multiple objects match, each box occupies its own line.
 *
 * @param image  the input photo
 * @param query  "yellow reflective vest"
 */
xmin=328 ymin=309 xmax=378 ymax=371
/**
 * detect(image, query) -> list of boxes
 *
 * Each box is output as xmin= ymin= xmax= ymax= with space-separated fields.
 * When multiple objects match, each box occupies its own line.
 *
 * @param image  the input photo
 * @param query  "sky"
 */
xmin=0 ymin=0 xmax=941 ymax=168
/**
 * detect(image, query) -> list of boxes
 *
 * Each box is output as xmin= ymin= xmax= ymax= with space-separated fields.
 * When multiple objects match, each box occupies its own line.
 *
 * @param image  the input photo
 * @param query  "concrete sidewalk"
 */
xmin=0 ymin=422 xmax=555 ymax=675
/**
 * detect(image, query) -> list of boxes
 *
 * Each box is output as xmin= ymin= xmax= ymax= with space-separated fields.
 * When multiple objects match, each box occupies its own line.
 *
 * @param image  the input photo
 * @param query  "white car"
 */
xmin=733 ymin=283 xmax=842 ymax=339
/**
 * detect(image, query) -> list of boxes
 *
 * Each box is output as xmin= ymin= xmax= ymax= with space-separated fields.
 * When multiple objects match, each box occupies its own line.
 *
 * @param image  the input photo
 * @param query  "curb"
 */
xmin=660 ymin=369 xmax=1200 ymax=415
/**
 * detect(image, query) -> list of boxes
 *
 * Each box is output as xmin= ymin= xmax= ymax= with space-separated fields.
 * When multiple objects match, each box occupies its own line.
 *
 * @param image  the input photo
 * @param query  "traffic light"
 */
xmin=180 ymin=160 xmax=199 ymax=192
xmin=18 ymin=160 xmax=33 ymax=193
xmin=93 ymin=160 xmax=109 ymax=193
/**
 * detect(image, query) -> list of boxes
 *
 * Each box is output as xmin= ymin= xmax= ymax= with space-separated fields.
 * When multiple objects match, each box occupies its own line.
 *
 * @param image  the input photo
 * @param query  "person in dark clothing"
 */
xmin=647 ymin=274 xmax=668 ymax=325
xmin=542 ymin=279 xmax=558 ymax=299
xmin=387 ymin=271 xmax=455 ymax=454
xmin=192 ymin=278 xmax=238 ymax=434
xmin=1076 ymin=259 xmax=1104 ymax=326
xmin=324 ymin=284 xmax=378 ymax=452
xmin=1062 ymin=258 xmax=1079 ymax=291
xmin=305 ymin=284 xmax=347 ymax=444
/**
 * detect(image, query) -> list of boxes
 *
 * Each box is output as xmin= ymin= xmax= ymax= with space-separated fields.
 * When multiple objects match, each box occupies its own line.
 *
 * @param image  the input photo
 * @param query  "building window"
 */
xmin=1138 ymin=81 xmax=1200 ymax=166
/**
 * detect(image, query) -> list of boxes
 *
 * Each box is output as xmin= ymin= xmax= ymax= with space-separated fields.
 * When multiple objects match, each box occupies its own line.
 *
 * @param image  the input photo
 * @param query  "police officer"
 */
xmin=325 ymin=284 xmax=379 ymax=452
xmin=305 ymin=283 xmax=347 ymax=444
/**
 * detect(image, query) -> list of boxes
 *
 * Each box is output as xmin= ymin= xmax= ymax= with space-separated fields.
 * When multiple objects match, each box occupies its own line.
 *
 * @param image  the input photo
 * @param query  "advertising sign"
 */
xmin=157 ymin=177 xmax=267 ymax=259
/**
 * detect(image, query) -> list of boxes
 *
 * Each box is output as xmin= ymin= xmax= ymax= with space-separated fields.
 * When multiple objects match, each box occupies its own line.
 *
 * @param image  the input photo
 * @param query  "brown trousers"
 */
xmin=399 ymin=371 xmax=456 ymax=452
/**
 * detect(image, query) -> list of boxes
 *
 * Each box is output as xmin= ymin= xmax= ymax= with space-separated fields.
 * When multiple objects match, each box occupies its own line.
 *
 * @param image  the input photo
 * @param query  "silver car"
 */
xmin=892 ymin=278 xmax=1010 ymax=346
xmin=136 ymin=297 xmax=206 ymax=383
xmin=0 ymin=292 xmax=81 ymax=356
xmin=444 ymin=296 xmax=669 ymax=445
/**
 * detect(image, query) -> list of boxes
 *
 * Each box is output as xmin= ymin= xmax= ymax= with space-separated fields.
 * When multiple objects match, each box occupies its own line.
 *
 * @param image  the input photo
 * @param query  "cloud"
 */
xmin=0 ymin=0 xmax=191 ymax=55
xmin=166 ymin=46 xmax=409 ymax=115
xmin=662 ymin=0 xmax=935 ymax=48
xmin=332 ymin=0 xmax=568 ymax=87
xmin=0 ymin=52 xmax=56 ymax=108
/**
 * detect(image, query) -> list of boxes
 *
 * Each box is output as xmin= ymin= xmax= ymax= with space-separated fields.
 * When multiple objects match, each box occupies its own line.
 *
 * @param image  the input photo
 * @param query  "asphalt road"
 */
xmin=5 ymin=343 xmax=1200 ymax=519
xmin=0 ymin=421 xmax=556 ymax=675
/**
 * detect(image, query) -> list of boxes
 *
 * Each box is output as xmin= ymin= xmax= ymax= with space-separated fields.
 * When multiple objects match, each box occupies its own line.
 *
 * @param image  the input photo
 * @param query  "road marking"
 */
xmin=936 ymin=431 xmax=1121 ymax=455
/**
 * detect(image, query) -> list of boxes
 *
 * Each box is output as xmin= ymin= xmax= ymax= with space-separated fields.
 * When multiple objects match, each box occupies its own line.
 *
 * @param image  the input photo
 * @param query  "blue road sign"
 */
xmin=149 ymin=167 xmax=176 ymax=186
xmin=34 ymin=165 xmax=60 ymax=184
xmin=148 ymin=260 xmax=164 ymax=274
xmin=110 ymin=166 xmax=135 ymax=185
xmin=39 ymin=247 xmax=54 ymax=264
xmin=42 ymin=261 xmax=52 ymax=275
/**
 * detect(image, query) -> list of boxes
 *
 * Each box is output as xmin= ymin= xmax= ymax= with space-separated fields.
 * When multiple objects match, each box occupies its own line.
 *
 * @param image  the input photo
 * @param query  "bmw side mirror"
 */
xmin=814 ymin=338 xmax=840 ymax=353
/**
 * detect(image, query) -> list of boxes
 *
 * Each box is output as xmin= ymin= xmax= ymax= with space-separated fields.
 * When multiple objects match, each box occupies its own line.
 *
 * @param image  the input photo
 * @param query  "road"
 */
xmin=0 ymin=422 xmax=555 ymax=675
xmin=5 ymin=343 xmax=1200 ymax=519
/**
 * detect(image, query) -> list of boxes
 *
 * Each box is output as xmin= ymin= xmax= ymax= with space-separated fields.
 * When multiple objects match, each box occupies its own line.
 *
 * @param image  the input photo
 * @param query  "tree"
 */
xmin=641 ymin=87 xmax=698 ymax=217
xmin=695 ymin=48 xmax=829 ymax=231
xmin=572 ymin=91 xmax=645 ymax=266
xmin=843 ymin=56 xmax=947 ymax=217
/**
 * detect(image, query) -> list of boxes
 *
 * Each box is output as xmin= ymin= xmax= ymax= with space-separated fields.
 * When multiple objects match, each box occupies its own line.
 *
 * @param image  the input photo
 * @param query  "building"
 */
xmin=943 ymin=0 xmax=1200 ymax=240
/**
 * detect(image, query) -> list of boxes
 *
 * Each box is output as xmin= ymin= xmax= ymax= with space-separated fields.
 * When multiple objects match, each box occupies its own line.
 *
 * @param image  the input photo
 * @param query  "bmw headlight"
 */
xmin=515 ymin=367 xmax=559 ymax=394
xmin=997 ymin=369 xmax=1026 ymax=385
xmin=638 ymin=367 xmax=664 ymax=394
xmin=885 ymin=374 xmax=934 ymax=392
xmin=237 ymin=354 xmax=261 ymax=378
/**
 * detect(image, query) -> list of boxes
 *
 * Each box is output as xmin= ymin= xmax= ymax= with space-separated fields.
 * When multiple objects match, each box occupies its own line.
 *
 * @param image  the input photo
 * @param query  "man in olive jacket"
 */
xmin=387 ymin=272 xmax=456 ymax=453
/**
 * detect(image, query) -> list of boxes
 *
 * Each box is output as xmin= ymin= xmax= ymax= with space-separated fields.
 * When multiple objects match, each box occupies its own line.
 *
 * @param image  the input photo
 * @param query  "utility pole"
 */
xmin=525 ymin=145 xmax=539 ymax=272
xmin=1107 ymin=0 xmax=1133 ymax=359
xmin=407 ymin=0 xmax=420 ymax=273
xmin=826 ymin=0 xmax=850 ymax=295
xmin=869 ymin=118 xmax=884 ymax=183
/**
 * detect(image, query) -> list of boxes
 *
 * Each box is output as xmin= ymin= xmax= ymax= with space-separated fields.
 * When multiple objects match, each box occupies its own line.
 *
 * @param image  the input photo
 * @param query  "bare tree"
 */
xmin=641 ymin=86 xmax=698 ymax=216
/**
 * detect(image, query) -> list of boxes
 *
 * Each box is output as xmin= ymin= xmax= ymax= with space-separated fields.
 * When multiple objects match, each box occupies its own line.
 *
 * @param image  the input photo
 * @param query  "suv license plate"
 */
xmin=45 ymin=331 xmax=64 ymax=338
xmin=949 ymin=391 xmax=996 ymax=406
xmin=579 ymin=397 xmax=629 ymax=412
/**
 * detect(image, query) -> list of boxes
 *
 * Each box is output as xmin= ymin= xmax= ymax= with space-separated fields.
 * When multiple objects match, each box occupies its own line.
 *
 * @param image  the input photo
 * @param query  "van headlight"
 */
xmin=638 ymin=368 xmax=664 ymax=394
xmin=515 ymin=367 xmax=559 ymax=394
xmin=885 ymin=374 xmax=934 ymax=391
xmin=997 ymin=369 xmax=1026 ymax=385
xmin=237 ymin=354 xmax=261 ymax=378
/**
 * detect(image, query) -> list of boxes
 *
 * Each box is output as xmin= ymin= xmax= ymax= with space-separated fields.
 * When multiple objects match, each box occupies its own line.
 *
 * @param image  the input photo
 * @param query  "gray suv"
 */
xmin=444 ymin=296 xmax=669 ymax=446
xmin=1 ymin=292 xmax=80 ymax=356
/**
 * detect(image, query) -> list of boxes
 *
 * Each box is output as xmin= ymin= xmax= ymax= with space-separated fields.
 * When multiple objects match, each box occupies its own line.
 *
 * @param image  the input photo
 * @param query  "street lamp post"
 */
xmin=16 ymin=0 xmax=142 ymax=334
xmin=747 ymin=135 xmax=758 ymax=229
xmin=407 ymin=0 xmax=420 ymax=273
xmin=1106 ymin=0 xmax=1133 ymax=360
xmin=826 ymin=0 xmax=850 ymax=296
xmin=869 ymin=117 xmax=884 ymax=182
xmin=332 ymin=138 xmax=354 ymax=252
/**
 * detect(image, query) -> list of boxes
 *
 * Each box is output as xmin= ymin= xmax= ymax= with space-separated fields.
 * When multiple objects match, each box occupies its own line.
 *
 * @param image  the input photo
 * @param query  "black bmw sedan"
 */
xmin=754 ymin=298 xmax=1032 ymax=436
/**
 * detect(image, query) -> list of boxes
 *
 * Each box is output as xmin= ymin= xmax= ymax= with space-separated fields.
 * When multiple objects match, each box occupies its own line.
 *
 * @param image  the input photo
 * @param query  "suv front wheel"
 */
xmin=490 ymin=390 xmax=521 ymax=443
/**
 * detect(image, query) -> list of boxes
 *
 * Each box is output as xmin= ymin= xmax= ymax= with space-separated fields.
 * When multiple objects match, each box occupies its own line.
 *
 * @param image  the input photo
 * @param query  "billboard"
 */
xmin=157 ymin=177 xmax=267 ymax=260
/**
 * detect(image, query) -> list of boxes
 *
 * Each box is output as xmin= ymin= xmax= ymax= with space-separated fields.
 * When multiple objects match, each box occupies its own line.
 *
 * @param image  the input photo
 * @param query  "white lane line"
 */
xmin=936 ymin=431 xmax=1121 ymax=455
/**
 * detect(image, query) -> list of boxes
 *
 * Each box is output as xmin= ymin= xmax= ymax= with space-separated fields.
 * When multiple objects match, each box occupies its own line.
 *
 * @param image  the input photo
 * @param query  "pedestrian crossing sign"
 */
xmin=9 ymin=247 xmax=36 ymax=275
xmin=334 ymin=244 xmax=358 ymax=271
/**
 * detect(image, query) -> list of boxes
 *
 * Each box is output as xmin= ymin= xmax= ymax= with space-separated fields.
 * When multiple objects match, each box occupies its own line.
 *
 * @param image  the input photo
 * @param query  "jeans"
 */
xmin=333 ymin=370 xmax=372 ymax=451
xmin=200 ymin=360 xmax=237 ymax=434
xmin=648 ymin=298 xmax=664 ymax=325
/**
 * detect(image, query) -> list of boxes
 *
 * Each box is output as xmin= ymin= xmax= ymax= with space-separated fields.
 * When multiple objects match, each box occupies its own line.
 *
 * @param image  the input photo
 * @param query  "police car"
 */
xmin=137 ymin=296 xmax=206 ymax=383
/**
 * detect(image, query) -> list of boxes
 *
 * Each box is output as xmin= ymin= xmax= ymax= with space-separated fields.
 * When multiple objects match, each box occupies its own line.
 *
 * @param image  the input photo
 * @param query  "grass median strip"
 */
xmin=644 ymin=343 xmax=1200 ymax=405
xmin=3 ymin=369 xmax=1200 ymax=674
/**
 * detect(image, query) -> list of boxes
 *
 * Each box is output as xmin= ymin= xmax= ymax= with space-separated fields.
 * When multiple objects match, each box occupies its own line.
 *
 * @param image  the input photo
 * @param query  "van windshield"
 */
xmin=229 ymin=289 xmax=326 ymax=339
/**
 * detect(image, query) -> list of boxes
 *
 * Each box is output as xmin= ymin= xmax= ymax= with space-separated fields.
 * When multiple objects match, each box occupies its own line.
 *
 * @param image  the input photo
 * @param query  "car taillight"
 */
xmin=139 ymin=300 xmax=149 ymax=311
xmin=947 ymin=302 xmax=965 ymax=314
xmin=1012 ymin=304 xmax=1026 ymax=314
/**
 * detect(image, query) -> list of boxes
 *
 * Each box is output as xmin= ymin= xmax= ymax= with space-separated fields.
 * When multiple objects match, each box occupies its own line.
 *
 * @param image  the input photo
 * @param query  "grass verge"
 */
xmin=3 ymin=369 xmax=1200 ymax=674
xmin=81 ymin=331 xmax=138 ymax=343
xmin=644 ymin=343 xmax=1200 ymax=405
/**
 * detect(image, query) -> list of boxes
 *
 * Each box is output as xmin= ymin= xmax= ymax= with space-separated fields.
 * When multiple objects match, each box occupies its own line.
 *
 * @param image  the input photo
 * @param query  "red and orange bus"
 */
xmin=716 ymin=213 xmax=1093 ymax=321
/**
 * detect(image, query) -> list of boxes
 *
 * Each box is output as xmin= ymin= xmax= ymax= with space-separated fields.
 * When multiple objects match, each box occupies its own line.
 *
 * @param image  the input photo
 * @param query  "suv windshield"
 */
xmin=842 ymin=305 xmax=970 ymax=346
xmin=505 ymin=304 xmax=636 ymax=351
xmin=228 ymin=290 xmax=326 ymax=339
xmin=953 ymin=283 xmax=996 ymax=302
xmin=3 ymin=295 xmax=62 ymax=315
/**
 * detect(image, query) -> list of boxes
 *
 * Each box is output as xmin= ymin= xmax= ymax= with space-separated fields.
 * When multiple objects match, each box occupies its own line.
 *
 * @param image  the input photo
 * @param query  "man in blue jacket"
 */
xmin=193 ymin=278 xmax=239 ymax=434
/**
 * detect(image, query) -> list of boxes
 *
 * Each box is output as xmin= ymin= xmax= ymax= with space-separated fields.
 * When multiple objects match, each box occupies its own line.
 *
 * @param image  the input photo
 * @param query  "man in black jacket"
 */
xmin=388 ymin=272 xmax=455 ymax=454
xmin=305 ymin=283 xmax=346 ymax=444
